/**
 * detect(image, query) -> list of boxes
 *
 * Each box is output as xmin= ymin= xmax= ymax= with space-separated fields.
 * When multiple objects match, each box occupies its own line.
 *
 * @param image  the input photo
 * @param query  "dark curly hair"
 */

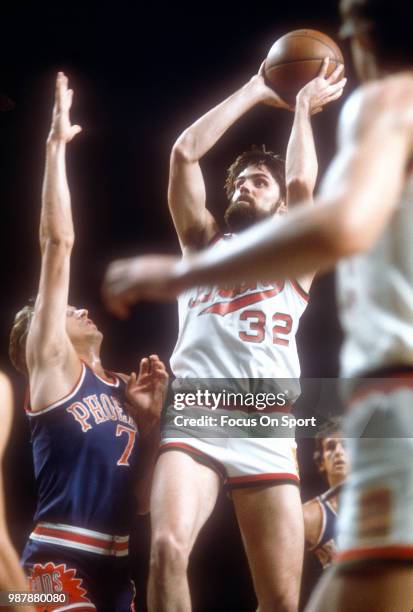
xmin=224 ymin=145 xmax=286 ymax=203
xmin=9 ymin=298 xmax=36 ymax=375
xmin=313 ymin=417 xmax=343 ymax=469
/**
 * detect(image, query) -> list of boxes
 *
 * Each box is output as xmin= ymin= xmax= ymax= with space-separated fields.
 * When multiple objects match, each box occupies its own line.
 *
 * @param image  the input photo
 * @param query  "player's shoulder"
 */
xmin=112 ymin=371 xmax=129 ymax=384
xmin=338 ymin=73 xmax=413 ymax=144
xmin=303 ymin=495 xmax=323 ymax=519
xmin=360 ymin=73 xmax=413 ymax=118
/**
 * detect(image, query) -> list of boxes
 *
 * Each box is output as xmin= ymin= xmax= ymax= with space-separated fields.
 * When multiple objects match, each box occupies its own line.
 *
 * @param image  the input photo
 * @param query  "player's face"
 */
xmin=225 ymin=164 xmax=284 ymax=232
xmin=320 ymin=436 xmax=349 ymax=486
xmin=65 ymin=306 xmax=102 ymax=344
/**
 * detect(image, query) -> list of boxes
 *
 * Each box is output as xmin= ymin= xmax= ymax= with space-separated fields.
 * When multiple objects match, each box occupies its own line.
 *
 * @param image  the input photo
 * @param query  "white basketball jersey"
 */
xmin=170 ymin=234 xmax=309 ymax=380
xmin=338 ymin=172 xmax=413 ymax=379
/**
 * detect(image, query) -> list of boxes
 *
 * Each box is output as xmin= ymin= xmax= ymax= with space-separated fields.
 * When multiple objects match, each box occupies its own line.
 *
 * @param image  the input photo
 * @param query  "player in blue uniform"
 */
xmin=8 ymin=73 xmax=168 ymax=612
xmin=304 ymin=419 xmax=348 ymax=569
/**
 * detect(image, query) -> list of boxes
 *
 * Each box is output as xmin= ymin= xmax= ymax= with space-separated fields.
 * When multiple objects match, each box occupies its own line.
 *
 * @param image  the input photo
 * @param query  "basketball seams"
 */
xmin=266 ymin=58 xmax=342 ymax=71
xmin=268 ymin=32 xmax=343 ymax=65
xmin=274 ymin=31 xmax=343 ymax=61
xmin=290 ymin=33 xmax=341 ymax=59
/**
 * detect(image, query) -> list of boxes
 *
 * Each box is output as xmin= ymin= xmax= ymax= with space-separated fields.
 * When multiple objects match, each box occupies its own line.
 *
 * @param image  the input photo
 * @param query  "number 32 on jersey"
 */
xmin=239 ymin=310 xmax=293 ymax=346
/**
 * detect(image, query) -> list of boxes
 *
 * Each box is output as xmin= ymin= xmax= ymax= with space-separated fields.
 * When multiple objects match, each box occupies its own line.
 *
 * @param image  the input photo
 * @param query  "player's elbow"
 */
xmin=40 ymin=234 xmax=74 ymax=254
xmin=286 ymin=177 xmax=315 ymax=207
xmin=171 ymin=131 xmax=198 ymax=164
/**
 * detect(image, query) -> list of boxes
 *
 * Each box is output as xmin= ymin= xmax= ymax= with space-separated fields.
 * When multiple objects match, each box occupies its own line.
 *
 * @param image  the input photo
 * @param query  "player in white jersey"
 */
xmin=171 ymin=263 xmax=307 ymax=380
xmin=104 ymin=61 xmax=345 ymax=611
xmin=103 ymin=1 xmax=413 ymax=609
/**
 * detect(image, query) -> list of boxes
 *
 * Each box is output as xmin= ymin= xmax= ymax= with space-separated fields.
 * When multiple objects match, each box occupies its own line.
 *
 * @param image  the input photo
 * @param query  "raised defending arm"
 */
xmin=26 ymin=73 xmax=82 ymax=409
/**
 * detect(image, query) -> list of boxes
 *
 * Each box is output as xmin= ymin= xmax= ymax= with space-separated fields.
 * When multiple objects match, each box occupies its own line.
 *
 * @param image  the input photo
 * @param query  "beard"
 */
xmin=224 ymin=197 xmax=276 ymax=233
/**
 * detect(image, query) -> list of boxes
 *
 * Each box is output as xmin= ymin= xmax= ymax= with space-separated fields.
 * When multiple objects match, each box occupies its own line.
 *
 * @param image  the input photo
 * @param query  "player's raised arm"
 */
xmin=26 ymin=73 xmax=82 ymax=406
xmin=169 ymin=66 xmax=292 ymax=252
xmin=284 ymin=58 xmax=346 ymax=291
xmin=179 ymin=79 xmax=413 ymax=281
xmin=286 ymin=58 xmax=346 ymax=207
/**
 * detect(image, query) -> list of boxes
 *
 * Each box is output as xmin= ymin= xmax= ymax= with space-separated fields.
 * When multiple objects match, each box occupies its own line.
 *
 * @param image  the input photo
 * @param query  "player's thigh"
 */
xmin=232 ymin=484 xmax=304 ymax=585
xmin=150 ymin=450 xmax=221 ymax=549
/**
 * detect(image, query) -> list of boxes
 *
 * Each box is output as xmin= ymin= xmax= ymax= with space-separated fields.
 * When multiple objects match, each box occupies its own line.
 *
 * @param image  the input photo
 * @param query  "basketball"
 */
xmin=264 ymin=29 xmax=344 ymax=104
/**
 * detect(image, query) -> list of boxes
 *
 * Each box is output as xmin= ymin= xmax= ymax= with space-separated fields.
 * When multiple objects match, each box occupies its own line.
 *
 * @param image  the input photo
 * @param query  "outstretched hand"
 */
xmin=125 ymin=355 xmax=169 ymax=436
xmin=102 ymin=255 xmax=182 ymax=318
xmin=296 ymin=57 xmax=347 ymax=115
xmin=48 ymin=72 xmax=82 ymax=144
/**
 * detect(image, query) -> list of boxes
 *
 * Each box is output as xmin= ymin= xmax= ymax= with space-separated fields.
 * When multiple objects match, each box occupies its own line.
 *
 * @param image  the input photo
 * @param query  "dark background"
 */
xmin=0 ymin=1 xmax=353 ymax=609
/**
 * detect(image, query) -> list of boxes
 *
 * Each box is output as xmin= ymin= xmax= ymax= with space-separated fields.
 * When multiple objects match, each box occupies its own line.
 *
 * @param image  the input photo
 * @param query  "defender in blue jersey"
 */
xmin=8 ymin=73 xmax=168 ymax=612
xmin=303 ymin=419 xmax=349 ymax=569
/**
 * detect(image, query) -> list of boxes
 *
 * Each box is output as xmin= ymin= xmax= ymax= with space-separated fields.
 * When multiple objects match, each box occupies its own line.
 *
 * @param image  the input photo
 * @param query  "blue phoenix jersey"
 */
xmin=25 ymin=362 xmax=139 ymax=536
xmin=310 ymin=493 xmax=337 ymax=569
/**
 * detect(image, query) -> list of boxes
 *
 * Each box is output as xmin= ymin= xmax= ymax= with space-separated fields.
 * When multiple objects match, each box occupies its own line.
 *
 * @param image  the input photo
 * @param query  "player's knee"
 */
xmin=150 ymin=531 xmax=190 ymax=574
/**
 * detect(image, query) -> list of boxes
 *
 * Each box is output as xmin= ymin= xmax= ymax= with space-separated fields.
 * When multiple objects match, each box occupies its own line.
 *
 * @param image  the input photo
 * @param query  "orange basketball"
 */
xmin=264 ymin=29 xmax=344 ymax=104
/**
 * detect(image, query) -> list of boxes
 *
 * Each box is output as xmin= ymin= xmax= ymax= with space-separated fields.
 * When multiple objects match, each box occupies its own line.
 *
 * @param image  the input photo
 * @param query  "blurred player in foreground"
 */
xmin=9 ymin=73 xmax=168 ymax=611
xmin=104 ymin=0 xmax=413 ymax=609
xmin=105 ymin=58 xmax=344 ymax=611
xmin=0 ymin=372 xmax=35 ymax=612
xmin=304 ymin=418 xmax=348 ymax=570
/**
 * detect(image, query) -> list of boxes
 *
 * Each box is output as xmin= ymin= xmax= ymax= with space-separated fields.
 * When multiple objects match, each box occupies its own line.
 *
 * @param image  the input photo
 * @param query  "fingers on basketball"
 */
xmin=318 ymin=57 xmax=330 ymax=79
xmin=328 ymin=62 xmax=345 ymax=84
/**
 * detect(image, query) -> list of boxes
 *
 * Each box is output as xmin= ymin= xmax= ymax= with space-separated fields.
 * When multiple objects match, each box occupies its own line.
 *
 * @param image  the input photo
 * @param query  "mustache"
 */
xmin=235 ymin=194 xmax=255 ymax=206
